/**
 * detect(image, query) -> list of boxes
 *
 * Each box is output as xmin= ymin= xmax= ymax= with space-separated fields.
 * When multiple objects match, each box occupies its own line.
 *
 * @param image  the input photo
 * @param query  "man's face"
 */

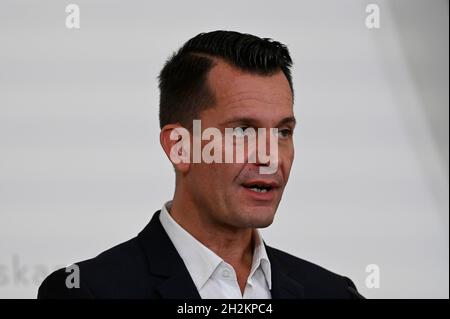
xmin=185 ymin=60 xmax=295 ymax=230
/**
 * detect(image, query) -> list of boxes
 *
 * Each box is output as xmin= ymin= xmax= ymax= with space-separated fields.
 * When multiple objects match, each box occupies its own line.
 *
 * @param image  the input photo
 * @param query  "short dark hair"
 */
xmin=158 ymin=30 xmax=294 ymax=129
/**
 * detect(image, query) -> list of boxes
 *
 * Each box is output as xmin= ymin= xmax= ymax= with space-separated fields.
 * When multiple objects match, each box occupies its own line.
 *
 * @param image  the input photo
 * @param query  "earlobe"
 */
xmin=159 ymin=125 xmax=174 ymax=159
xmin=160 ymin=124 xmax=191 ymax=174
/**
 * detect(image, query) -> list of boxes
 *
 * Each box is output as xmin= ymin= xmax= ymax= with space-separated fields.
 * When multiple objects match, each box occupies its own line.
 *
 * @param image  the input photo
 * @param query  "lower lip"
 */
xmin=241 ymin=186 xmax=276 ymax=201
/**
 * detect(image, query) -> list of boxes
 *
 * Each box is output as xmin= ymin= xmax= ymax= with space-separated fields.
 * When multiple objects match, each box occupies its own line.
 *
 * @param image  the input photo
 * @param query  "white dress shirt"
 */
xmin=159 ymin=201 xmax=272 ymax=299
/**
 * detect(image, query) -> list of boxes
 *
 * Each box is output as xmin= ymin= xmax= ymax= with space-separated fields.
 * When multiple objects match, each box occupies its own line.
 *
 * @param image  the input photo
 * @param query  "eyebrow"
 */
xmin=277 ymin=116 xmax=297 ymax=127
xmin=220 ymin=116 xmax=297 ymax=128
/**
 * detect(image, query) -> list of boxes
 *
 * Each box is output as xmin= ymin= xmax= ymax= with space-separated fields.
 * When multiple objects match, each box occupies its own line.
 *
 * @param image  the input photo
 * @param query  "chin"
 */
xmin=239 ymin=206 xmax=276 ymax=228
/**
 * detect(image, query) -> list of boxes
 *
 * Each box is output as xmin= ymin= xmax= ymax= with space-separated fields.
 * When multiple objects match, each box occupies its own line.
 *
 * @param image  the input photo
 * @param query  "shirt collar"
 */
xmin=159 ymin=201 xmax=272 ymax=290
xmin=249 ymin=229 xmax=272 ymax=289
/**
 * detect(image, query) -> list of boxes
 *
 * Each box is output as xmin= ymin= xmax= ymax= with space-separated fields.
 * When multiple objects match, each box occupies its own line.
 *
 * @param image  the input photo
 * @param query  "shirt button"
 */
xmin=222 ymin=268 xmax=230 ymax=278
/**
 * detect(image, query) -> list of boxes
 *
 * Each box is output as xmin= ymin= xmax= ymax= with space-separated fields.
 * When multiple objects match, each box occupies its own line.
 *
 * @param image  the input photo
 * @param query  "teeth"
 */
xmin=250 ymin=187 xmax=268 ymax=193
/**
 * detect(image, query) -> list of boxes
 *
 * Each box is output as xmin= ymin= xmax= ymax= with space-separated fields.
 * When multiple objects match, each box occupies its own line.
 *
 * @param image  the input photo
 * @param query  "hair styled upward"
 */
xmin=158 ymin=30 xmax=293 ymax=129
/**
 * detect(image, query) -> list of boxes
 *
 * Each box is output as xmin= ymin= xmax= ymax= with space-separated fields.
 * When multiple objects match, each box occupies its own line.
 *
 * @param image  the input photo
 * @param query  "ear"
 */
xmin=160 ymin=124 xmax=191 ymax=174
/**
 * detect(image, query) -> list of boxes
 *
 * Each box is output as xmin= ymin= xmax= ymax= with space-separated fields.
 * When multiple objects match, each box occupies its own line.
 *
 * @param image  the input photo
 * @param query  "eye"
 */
xmin=278 ymin=128 xmax=293 ymax=138
xmin=233 ymin=126 xmax=251 ymax=137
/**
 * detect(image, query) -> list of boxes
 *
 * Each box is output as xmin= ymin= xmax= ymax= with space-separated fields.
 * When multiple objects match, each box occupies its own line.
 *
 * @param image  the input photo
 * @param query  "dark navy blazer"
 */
xmin=38 ymin=211 xmax=363 ymax=299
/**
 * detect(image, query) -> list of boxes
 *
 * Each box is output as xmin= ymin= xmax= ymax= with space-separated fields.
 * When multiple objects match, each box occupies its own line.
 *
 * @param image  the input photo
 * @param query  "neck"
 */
xmin=169 ymin=189 xmax=254 ymax=271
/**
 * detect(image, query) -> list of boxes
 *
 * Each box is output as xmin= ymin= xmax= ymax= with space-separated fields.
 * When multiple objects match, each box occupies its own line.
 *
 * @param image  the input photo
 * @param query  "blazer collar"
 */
xmin=137 ymin=211 xmax=305 ymax=299
xmin=265 ymin=245 xmax=305 ymax=299
xmin=137 ymin=211 xmax=201 ymax=299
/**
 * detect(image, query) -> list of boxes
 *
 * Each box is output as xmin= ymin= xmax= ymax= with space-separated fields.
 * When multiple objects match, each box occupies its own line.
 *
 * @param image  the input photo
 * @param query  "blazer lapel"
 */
xmin=266 ymin=245 xmax=305 ymax=299
xmin=137 ymin=211 xmax=201 ymax=299
xmin=137 ymin=212 xmax=305 ymax=299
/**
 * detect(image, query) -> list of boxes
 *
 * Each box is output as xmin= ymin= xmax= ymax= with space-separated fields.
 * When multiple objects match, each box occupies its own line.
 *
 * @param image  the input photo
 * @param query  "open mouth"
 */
xmin=241 ymin=181 xmax=277 ymax=194
xmin=245 ymin=184 xmax=272 ymax=193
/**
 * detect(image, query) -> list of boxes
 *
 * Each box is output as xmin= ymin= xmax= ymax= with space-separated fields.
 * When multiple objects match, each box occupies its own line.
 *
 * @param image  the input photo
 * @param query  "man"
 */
xmin=38 ymin=30 xmax=363 ymax=299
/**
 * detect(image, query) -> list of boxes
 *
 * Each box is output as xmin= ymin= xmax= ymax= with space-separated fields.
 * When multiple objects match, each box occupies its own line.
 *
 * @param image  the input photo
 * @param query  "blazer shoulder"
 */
xmin=266 ymin=246 xmax=363 ymax=299
xmin=38 ymin=237 xmax=150 ymax=299
xmin=38 ymin=267 xmax=94 ymax=299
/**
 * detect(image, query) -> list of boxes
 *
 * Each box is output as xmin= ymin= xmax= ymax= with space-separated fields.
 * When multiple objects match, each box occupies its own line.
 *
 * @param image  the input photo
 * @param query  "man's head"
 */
xmin=159 ymin=30 xmax=296 ymax=231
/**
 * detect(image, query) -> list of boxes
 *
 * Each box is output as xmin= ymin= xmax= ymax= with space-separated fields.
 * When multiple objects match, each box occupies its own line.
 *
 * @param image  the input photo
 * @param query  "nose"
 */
xmin=251 ymin=128 xmax=279 ymax=174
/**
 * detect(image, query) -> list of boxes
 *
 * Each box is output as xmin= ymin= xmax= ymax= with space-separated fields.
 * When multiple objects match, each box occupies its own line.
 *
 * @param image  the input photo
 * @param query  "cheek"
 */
xmin=189 ymin=164 xmax=213 ymax=187
xmin=211 ymin=163 xmax=245 ymax=190
xmin=288 ymin=147 xmax=295 ymax=166
xmin=194 ymin=163 xmax=236 ymax=187
xmin=281 ymin=145 xmax=295 ymax=177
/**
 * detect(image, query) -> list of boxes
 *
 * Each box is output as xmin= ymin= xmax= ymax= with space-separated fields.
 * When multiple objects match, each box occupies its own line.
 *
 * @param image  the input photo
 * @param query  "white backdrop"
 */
xmin=0 ymin=0 xmax=448 ymax=298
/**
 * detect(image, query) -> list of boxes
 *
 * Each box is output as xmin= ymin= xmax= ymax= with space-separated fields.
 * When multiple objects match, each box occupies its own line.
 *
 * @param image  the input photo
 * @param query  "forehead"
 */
xmin=205 ymin=60 xmax=293 ymax=121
